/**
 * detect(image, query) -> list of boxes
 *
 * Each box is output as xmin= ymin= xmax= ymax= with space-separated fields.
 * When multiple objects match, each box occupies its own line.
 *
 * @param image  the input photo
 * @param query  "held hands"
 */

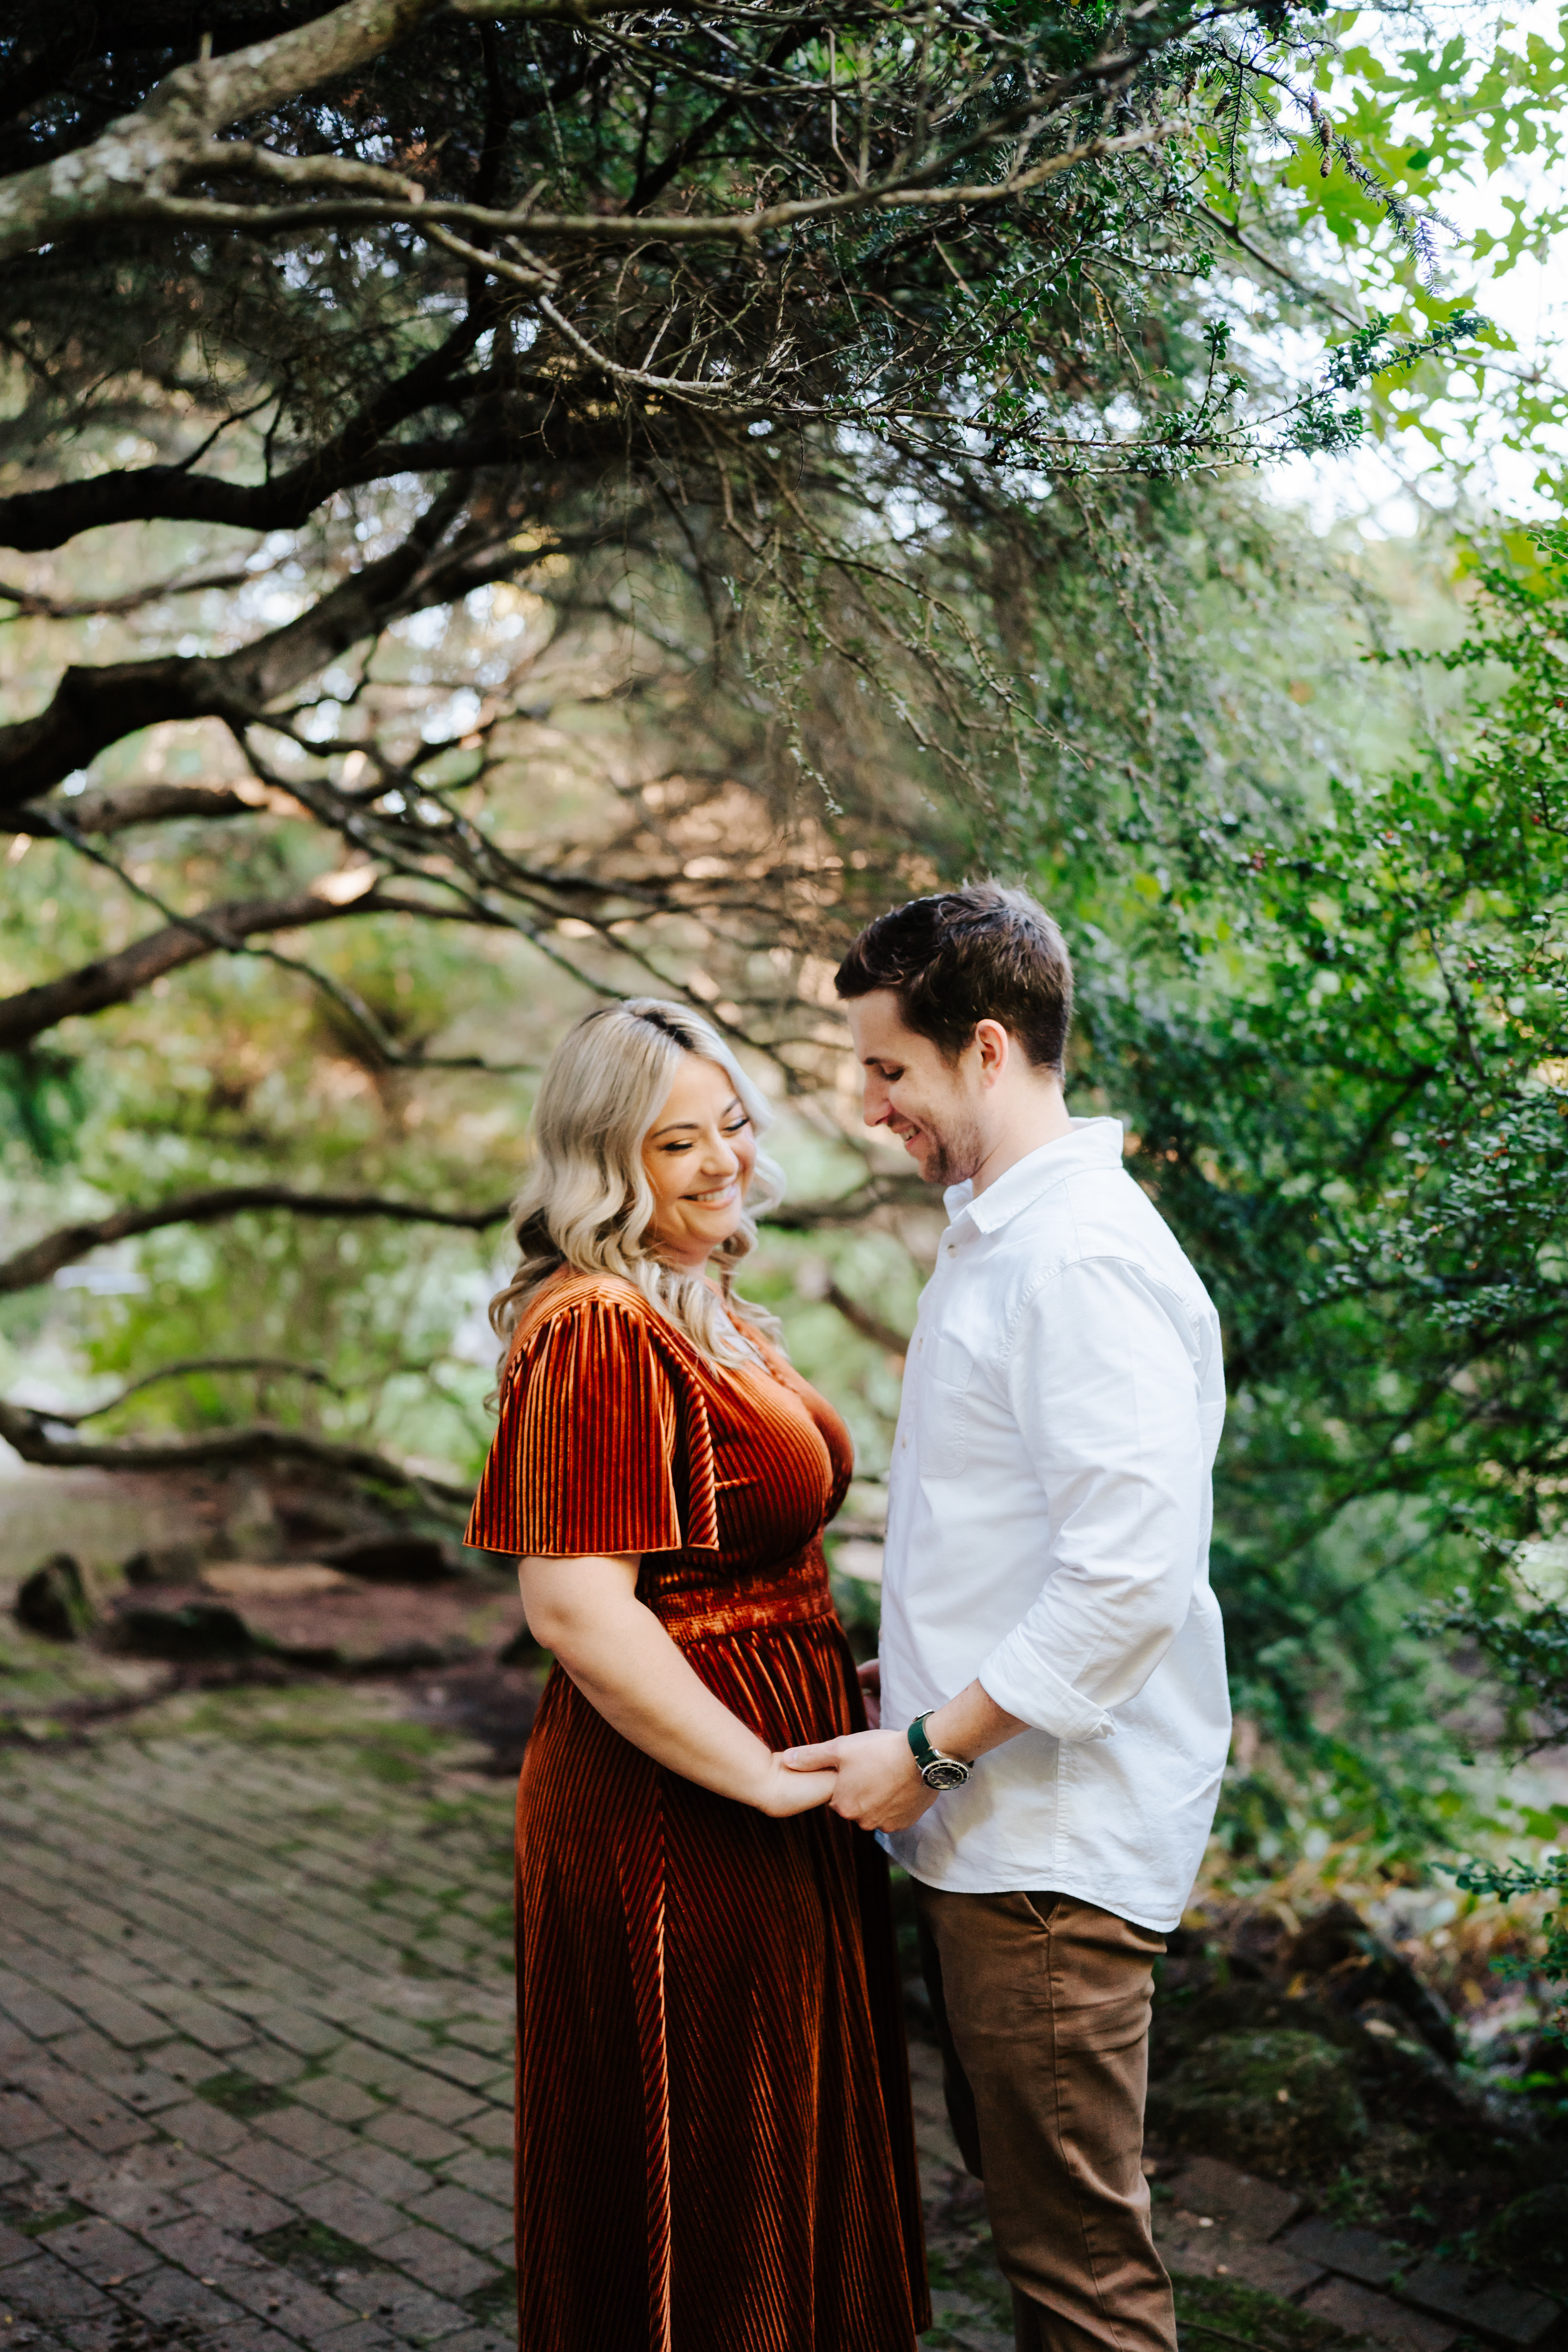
xmin=753 ymin=1753 xmax=840 ymax=1819
xmin=776 ymin=1726 xmax=940 ymax=1833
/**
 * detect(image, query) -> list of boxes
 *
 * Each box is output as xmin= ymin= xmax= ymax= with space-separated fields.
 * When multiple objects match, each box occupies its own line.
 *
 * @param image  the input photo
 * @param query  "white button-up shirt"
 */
xmin=878 ymin=1117 xmax=1230 ymax=1932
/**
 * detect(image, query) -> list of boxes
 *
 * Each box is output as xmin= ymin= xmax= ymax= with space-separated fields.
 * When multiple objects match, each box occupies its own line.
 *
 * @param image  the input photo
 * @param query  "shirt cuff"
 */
xmin=977 ymin=1637 xmax=1115 ymax=1744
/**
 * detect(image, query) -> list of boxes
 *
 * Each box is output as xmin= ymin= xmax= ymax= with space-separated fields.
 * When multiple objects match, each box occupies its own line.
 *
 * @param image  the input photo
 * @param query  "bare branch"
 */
xmin=0 ymin=1184 xmax=510 ymax=1298
xmin=0 ymin=0 xmax=446 ymax=266
xmin=0 ymin=1172 xmax=924 ymax=1304
xmin=0 ymin=0 xmax=714 ymax=267
xmin=821 ymin=1279 xmax=911 ymax=1359
xmin=122 ymin=124 xmax=1171 ymax=257
xmin=0 ymin=1396 xmax=471 ymax=1507
xmin=10 ymin=786 xmax=255 ymax=837
xmin=0 ymin=563 xmax=263 ymax=621
xmin=760 ymin=1176 xmax=931 ymax=1230
xmin=51 ymin=1356 xmax=344 ymax=1425
xmin=0 ymin=329 xmax=495 ymax=554
xmin=0 ymin=885 xmax=392 ymax=1053
xmin=0 ymin=484 xmax=471 ymax=807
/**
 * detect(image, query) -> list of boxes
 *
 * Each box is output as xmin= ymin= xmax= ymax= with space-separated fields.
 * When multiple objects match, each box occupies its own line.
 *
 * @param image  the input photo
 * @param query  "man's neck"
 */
xmin=969 ymin=1084 xmax=1074 ymax=1198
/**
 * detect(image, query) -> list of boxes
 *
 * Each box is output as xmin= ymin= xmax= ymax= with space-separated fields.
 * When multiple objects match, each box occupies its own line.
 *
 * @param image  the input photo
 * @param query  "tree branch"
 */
xmin=760 ymin=1176 xmax=930 ymax=1229
xmin=128 ymin=123 xmax=1170 ymax=254
xmin=0 ymin=330 xmax=495 ymax=554
xmin=10 ymin=785 xmax=255 ymax=837
xmin=50 ymin=1356 xmax=344 ymax=1425
xmin=0 ymin=561 xmax=263 ymax=620
xmin=0 ymin=885 xmax=399 ymax=1053
xmin=0 ymin=482 xmax=470 ymax=808
xmin=0 ymin=1172 xmax=919 ymax=1301
xmin=822 ymin=1279 xmax=911 ymax=1360
xmin=0 ymin=0 xmax=446 ymax=266
xmin=0 ymin=0 xmax=689 ymax=268
xmin=0 ymin=1185 xmax=510 ymax=1298
xmin=0 ymin=1396 xmax=471 ymax=1507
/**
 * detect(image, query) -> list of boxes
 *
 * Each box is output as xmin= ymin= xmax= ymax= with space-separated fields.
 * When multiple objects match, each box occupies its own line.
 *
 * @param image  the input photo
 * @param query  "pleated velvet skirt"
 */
xmin=514 ymin=1580 xmax=928 ymax=2352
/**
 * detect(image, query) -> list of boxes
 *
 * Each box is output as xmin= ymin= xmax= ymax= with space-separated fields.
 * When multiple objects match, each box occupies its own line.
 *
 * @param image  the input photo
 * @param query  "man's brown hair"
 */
xmin=834 ymin=880 xmax=1074 ymax=1073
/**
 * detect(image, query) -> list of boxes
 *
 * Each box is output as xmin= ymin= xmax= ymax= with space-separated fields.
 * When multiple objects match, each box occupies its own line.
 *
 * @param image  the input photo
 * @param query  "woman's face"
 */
xmin=642 ymin=1054 xmax=758 ymax=1271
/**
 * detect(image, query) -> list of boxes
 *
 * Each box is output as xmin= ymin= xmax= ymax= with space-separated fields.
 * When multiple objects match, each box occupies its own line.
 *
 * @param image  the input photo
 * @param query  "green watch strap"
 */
xmin=907 ymin=1711 xmax=939 ymax=1772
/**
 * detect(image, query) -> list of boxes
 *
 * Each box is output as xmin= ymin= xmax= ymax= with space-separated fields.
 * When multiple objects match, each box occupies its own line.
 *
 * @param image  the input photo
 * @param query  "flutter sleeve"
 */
xmin=465 ymin=1291 xmax=719 ymax=1557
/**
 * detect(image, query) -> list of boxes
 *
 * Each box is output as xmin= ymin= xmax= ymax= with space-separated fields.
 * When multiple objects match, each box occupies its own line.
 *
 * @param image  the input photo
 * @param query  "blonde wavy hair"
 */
xmin=488 ymin=998 xmax=786 ymax=1371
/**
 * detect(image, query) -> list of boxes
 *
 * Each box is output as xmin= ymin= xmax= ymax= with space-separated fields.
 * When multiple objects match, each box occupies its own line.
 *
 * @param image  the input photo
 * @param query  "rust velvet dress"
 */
xmin=465 ymin=1271 xmax=929 ymax=2352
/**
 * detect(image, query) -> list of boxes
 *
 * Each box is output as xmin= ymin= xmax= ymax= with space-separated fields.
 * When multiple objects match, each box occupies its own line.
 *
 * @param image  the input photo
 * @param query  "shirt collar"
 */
xmin=943 ymin=1117 xmax=1125 ymax=1238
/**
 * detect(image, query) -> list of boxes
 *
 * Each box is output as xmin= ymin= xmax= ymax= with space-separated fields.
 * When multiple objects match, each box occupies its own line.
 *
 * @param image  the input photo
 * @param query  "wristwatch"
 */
xmin=907 ymin=1711 xmax=972 ymax=1792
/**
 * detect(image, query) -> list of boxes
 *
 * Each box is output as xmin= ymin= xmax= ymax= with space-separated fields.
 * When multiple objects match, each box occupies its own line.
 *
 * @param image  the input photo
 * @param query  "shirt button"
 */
xmin=900 ymin=1434 xmax=908 ymax=1449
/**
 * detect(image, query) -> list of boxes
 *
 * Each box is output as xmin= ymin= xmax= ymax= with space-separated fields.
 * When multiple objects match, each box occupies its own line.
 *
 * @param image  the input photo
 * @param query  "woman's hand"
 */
xmin=753 ymin=1755 xmax=840 ymax=1818
xmin=857 ymin=1657 xmax=881 ymax=1729
xmin=520 ymin=1550 xmax=846 ymax=1818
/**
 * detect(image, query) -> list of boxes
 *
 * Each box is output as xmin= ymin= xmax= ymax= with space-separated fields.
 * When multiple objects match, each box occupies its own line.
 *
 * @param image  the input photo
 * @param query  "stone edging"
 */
xmin=1154 ymin=2156 xmax=1560 ymax=2352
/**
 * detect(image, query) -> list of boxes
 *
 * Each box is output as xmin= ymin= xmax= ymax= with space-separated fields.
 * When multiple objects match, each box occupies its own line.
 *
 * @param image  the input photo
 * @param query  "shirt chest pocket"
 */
xmin=914 ymin=1335 xmax=973 ymax=1480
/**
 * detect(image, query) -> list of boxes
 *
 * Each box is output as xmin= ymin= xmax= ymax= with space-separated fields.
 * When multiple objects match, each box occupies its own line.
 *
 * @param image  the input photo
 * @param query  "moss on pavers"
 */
xmin=463 ymin=2267 xmax=517 ymax=2327
xmin=254 ymin=2213 xmax=392 ymax=2284
xmin=193 ymin=2073 xmax=292 ymax=2122
xmin=916 ymin=2256 xmax=1375 ymax=2351
xmin=0 ymin=1611 xmax=166 ymax=1735
xmin=918 ymin=2228 xmax=1378 ymax=2352
xmin=102 ymin=1680 xmax=482 ymax=1768
xmin=0 ymin=2192 xmax=89 ymax=2239
xmin=1176 ymin=2271 xmax=1369 ymax=2352
xmin=922 ymin=2220 xmax=1013 ymax=2347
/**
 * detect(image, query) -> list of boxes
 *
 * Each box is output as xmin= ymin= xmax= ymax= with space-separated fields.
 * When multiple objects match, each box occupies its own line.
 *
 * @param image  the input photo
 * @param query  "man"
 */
xmin=783 ymin=881 xmax=1229 ymax=2352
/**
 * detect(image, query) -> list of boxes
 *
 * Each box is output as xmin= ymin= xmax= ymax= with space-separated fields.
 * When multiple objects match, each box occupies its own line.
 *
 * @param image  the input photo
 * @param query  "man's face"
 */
xmin=845 ymin=991 xmax=984 ymax=1187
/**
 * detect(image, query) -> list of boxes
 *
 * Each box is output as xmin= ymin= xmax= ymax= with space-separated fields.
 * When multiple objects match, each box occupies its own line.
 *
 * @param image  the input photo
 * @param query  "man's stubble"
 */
xmin=921 ymin=1110 xmax=985 ymax=1189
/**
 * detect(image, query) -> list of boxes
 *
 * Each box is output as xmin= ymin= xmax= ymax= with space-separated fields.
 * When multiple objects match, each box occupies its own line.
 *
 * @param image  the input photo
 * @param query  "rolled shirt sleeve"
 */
xmin=975 ymin=1255 xmax=1207 ymax=1742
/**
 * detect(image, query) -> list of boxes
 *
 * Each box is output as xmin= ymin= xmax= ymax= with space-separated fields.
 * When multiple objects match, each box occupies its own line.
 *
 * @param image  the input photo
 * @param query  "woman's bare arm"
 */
xmin=519 ymin=1552 xmax=838 ymax=1818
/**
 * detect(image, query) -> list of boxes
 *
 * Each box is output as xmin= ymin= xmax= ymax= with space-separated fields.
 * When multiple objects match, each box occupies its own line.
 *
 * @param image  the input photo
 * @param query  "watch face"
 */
xmin=922 ymin=1758 xmax=971 ymax=1791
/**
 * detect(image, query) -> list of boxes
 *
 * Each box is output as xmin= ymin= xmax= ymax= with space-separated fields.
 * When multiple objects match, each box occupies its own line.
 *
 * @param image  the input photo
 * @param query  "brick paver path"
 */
xmin=1 ymin=1715 xmax=523 ymax=2352
xmin=15 ymin=1695 xmax=1543 ymax=2352
xmin=0 ymin=1696 xmax=1005 ymax=2352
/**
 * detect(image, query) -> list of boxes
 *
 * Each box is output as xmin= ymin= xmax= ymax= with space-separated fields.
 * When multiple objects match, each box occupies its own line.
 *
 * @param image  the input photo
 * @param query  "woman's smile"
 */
xmin=642 ymin=1054 xmax=759 ymax=1267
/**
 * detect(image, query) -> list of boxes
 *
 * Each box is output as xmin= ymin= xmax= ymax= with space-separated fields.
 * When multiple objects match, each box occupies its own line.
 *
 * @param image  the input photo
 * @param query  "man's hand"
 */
xmin=778 ymin=1726 xmax=938 ymax=1832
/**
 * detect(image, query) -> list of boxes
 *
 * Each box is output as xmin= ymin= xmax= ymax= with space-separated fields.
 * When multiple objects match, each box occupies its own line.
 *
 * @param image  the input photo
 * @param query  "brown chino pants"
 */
xmin=914 ymin=1882 xmax=1176 ymax=2352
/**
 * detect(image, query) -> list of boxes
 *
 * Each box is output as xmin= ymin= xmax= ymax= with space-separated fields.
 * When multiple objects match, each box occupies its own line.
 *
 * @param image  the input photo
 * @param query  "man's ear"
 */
xmin=973 ymin=1018 xmax=1011 ymax=1087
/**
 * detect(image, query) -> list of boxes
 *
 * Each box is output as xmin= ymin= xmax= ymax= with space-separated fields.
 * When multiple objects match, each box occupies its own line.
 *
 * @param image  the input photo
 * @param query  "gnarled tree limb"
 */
xmin=0 ymin=562 xmax=261 ymax=619
xmin=0 ymin=1396 xmax=471 ymax=1507
xmin=762 ymin=1177 xmax=931 ymax=1230
xmin=0 ymin=483 xmax=472 ymax=809
xmin=0 ymin=1184 xmax=511 ymax=1298
xmin=0 ymin=0 xmax=688 ymax=269
xmin=50 ymin=1356 xmax=344 ymax=1425
xmin=0 ymin=1175 xmax=922 ymax=1300
xmin=822 ymin=1280 xmax=911 ymax=1361
xmin=0 ymin=323 xmax=498 ymax=554
xmin=10 ymin=786 xmax=255 ymax=837
xmin=0 ymin=0 xmax=445 ymax=266
xmin=0 ymin=886 xmax=394 ymax=1052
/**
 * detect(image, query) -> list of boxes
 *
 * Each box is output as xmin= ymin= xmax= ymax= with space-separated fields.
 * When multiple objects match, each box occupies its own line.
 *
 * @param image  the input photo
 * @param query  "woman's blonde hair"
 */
xmin=488 ymin=998 xmax=786 ymax=1370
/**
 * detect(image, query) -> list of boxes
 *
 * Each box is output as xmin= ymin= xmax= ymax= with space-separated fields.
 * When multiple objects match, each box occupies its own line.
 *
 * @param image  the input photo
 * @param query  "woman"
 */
xmin=466 ymin=997 xmax=929 ymax=2352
